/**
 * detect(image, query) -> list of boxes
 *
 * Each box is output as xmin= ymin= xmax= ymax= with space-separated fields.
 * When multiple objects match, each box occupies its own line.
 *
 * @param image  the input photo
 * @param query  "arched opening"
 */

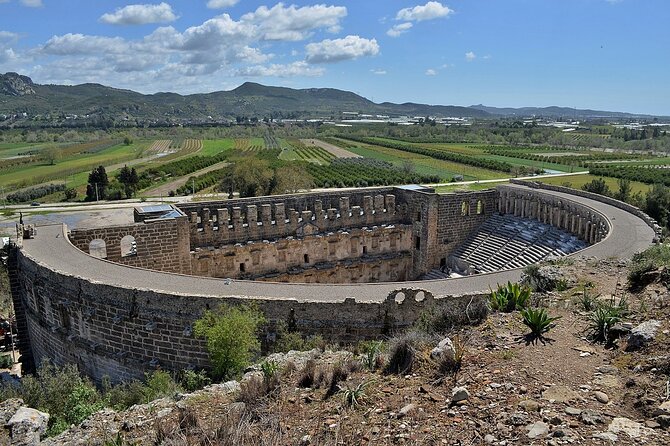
xmin=476 ymin=200 xmax=483 ymax=215
xmin=394 ymin=291 xmax=406 ymax=304
xmin=303 ymin=254 xmax=310 ymax=264
xmin=89 ymin=239 xmax=107 ymax=259
xmin=461 ymin=201 xmax=469 ymax=216
xmin=120 ymin=235 xmax=137 ymax=257
xmin=415 ymin=290 xmax=426 ymax=302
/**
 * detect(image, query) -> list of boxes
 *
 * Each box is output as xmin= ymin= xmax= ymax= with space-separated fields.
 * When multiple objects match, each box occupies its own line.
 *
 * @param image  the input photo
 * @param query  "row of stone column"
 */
xmin=497 ymin=189 xmax=608 ymax=244
xmin=189 ymin=194 xmax=397 ymax=246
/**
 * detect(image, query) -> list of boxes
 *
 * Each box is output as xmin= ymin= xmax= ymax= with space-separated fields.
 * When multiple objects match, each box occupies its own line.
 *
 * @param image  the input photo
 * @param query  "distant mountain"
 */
xmin=0 ymin=73 xmax=488 ymax=125
xmin=1 ymin=73 xmax=659 ymax=126
xmin=469 ymin=104 xmax=655 ymax=119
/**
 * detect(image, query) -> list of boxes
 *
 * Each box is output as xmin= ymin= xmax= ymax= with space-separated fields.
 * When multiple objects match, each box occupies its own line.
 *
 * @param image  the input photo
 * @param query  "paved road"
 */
xmin=20 ymin=185 xmax=656 ymax=303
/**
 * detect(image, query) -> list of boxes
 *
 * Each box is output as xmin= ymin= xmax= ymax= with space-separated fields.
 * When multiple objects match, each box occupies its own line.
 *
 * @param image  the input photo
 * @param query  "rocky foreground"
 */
xmin=2 ymin=257 xmax=670 ymax=445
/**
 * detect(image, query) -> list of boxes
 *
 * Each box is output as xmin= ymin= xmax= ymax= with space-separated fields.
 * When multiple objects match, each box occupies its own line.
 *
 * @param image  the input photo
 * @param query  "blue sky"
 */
xmin=0 ymin=0 xmax=668 ymax=115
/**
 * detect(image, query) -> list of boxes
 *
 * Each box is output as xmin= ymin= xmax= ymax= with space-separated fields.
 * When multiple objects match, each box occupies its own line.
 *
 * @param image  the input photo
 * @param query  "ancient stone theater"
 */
xmin=7 ymin=181 xmax=659 ymax=382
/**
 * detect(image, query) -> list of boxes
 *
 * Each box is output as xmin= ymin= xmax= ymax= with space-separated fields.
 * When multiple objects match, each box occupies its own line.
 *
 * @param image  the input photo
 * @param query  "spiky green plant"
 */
xmin=521 ymin=307 xmax=561 ymax=338
xmin=339 ymin=381 xmax=371 ymax=408
xmin=589 ymin=296 xmax=629 ymax=343
xmin=361 ymin=340 xmax=384 ymax=372
xmin=489 ymin=282 xmax=531 ymax=312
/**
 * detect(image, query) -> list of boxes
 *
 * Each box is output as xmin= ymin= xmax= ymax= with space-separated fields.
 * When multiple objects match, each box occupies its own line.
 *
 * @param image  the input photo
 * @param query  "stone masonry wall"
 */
xmin=16 ymin=249 xmax=486 ymax=383
xmin=179 ymin=189 xmax=402 ymax=249
xmin=68 ymin=217 xmax=192 ymax=275
xmin=190 ymin=224 xmax=413 ymax=282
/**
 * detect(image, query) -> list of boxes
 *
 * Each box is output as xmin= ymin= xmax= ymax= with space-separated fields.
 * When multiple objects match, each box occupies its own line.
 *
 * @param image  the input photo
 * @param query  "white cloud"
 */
xmin=396 ymin=2 xmax=452 ymax=22
xmin=206 ymin=0 xmax=239 ymax=8
xmin=305 ymin=35 xmax=379 ymax=64
xmin=371 ymin=69 xmax=387 ymax=75
xmin=387 ymin=22 xmax=413 ymax=37
xmin=465 ymin=51 xmax=476 ymax=62
xmin=20 ymin=0 xmax=42 ymax=7
xmin=425 ymin=68 xmax=437 ymax=76
xmin=241 ymin=3 xmax=347 ymax=41
xmin=42 ymin=34 xmax=128 ymax=55
xmin=237 ymin=61 xmax=324 ymax=77
xmin=100 ymin=3 xmax=178 ymax=26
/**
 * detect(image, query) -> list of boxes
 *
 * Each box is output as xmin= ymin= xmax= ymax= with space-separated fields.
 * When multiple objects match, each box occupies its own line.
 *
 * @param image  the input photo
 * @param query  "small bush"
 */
xmin=260 ymin=360 xmax=280 ymax=383
xmin=194 ymin=304 xmax=266 ymax=380
xmin=103 ymin=380 xmax=148 ymax=410
xmin=178 ymin=369 xmax=211 ymax=393
xmin=0 ymin=354 xmax=13 ymax=368
xmin=0 ymin=361 xmax=105 ymax=437
xmin=415 ymin=297 xmax=489 ymax=333
xmin=489 ymin=282 xmax=531 ymax=312
xmin=272 ymin=324 xmax=325 ymax=353
xmin=144 ymin=370 xmax=182 ymax=401
xmin=520 ymin=307 xmax=561 ymax=339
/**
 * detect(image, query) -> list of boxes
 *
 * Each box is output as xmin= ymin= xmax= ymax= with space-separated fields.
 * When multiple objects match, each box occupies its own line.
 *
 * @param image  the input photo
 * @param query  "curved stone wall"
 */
xmin=8 ymin=185 xmax=655 ymax=383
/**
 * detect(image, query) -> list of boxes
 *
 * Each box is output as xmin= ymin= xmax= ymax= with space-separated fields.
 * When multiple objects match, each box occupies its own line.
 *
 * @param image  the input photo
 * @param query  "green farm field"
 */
xmin=336 ymin=140 xmax=503 ymax=181
xmin=0 ymin=141 xmax=149 ymax=190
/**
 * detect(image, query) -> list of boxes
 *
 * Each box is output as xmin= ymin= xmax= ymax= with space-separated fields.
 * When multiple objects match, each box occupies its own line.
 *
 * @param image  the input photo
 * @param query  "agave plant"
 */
xmin=521 ymin=307 xmax=561 ymax=338
xmin=489 ymin=282 xmax=531 ymax=312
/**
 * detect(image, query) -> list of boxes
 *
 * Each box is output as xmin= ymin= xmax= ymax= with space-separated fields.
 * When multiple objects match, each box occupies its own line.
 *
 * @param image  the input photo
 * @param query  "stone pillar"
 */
xmin=247 ymin=205 xmax=258 ymax=239
xmin=261 ymin=204 xmax=272 ymax=225
xmin=201 ymin=208 xmax=212 ymax=244
xmin=274 ymin=203 xmax=286 ymax=233
xmin=340 ymin=197 xmax=351 ymax=226
xmin=327 ymin=208 xmax=338 ymax=228
xmin=374 ymin=195 xmax=384 ymax=213
xmin=314 ymin=200 xmax=325 ymax=229
xmin=363 ymin=196 xmax=374 ymax=224
xmin=385 ymin=195 xmax=396 ymax=216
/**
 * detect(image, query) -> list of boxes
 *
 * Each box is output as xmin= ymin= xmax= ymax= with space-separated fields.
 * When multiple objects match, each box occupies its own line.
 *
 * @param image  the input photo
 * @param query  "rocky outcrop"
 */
xmin=0 ymin=399 xmax=49 ymax=446
xmin=0 ymin=73 xmax=35 ymax=97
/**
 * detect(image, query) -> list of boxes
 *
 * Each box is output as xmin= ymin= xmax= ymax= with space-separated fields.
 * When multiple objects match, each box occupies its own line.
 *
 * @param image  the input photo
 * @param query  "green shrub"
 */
xmin=0 ymin=361 xmax=104 ymax=437
xmin=0 ymin=354 xmax=13 ymax=368
xmin=144 ymin=370 xmax=182 ymax=401
xmin=103 ymin=379 xmax=148 ymax=410
xmin=489 ymin=282 xmax=531 ymax=312
xmin=194 ymin=304 xmax=266 ymax=380
xmin=260 ymin=360 xmax=280 ymax=382
xmin=520 ymin=307 xmax=561 ymax=338
xmin=272 ymin=323 xmax=325 ymax=353
xmin=178 ymin=369 xmax=211 ymax=393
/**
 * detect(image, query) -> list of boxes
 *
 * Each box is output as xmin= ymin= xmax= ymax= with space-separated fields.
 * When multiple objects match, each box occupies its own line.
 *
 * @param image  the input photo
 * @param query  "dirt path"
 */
xmin=301 ymin=138 xmax=361 ymax=158
xmin=143 ymin=161 xmax=229 ymax=197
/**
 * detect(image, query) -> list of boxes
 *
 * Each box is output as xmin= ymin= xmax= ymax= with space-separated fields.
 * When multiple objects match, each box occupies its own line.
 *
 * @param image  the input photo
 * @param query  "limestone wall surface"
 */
xmin=190 ymin=224 xmax=413 ymax=282
xmin=16 ymin=249 xmax=484 ymax=383
xmin=69 ymin=217 xmax=192 ymax=275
